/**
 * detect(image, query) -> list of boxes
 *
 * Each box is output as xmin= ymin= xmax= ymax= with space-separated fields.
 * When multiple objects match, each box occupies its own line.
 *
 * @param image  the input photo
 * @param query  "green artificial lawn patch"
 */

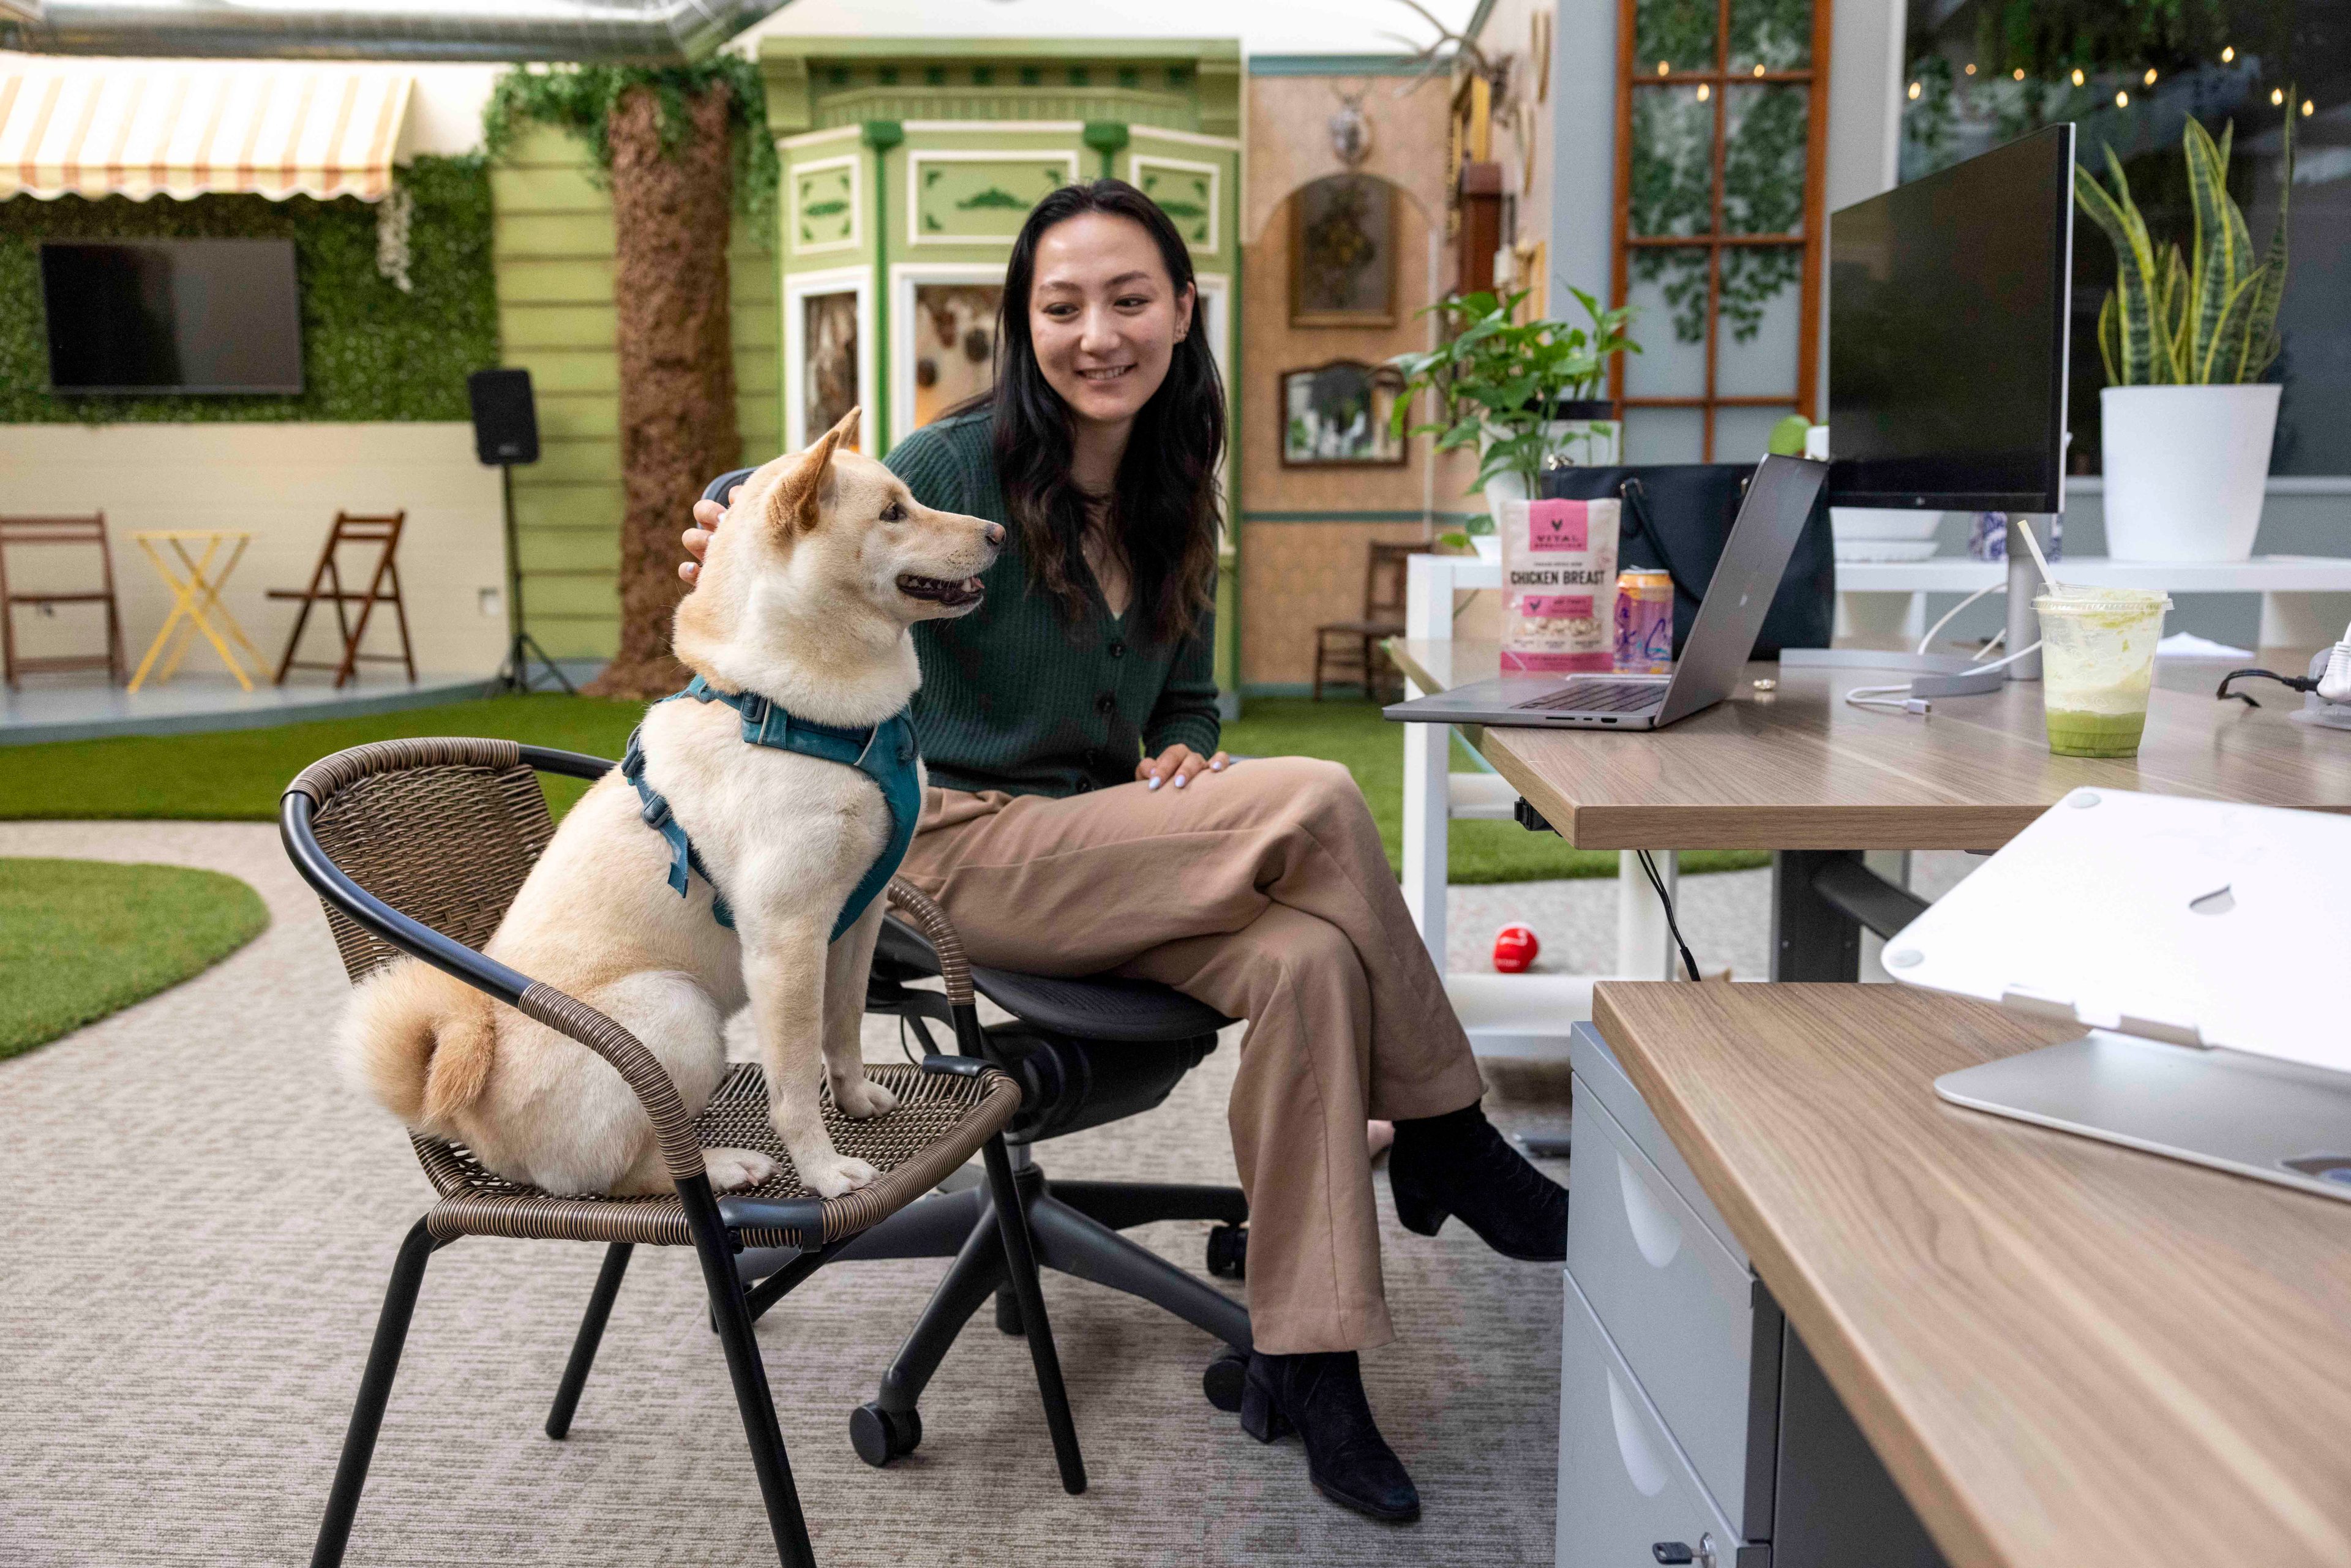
xmin=0 ymin=859 xmax=270 ymax=1060
xmin=0 ymin=693 xmax=1766 ymax=885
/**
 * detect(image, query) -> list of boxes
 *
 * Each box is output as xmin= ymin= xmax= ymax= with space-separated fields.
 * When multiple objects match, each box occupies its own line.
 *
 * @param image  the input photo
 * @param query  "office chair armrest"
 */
xmin=884 ymin=878 xmax=973 ymax=1008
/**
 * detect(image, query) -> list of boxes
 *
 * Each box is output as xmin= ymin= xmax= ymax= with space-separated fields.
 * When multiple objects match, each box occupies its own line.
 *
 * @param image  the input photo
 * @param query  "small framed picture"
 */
xmin=1280 ymin=360 xmax=1407 ymax=467
xmin=1290 ymin=173 xmax=1397 ymax=327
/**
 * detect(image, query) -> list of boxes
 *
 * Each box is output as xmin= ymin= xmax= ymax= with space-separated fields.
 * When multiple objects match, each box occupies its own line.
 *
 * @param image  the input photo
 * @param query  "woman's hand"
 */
xmin=1138 ymin=745 xmax=1229 ymax=792
xmin=678 ymin=487 xmax=737 ymax=586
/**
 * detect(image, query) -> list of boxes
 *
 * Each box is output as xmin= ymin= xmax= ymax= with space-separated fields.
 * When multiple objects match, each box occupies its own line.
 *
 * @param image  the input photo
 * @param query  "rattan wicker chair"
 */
xmin=281 ymin=738 xmax=1084 ymax=1568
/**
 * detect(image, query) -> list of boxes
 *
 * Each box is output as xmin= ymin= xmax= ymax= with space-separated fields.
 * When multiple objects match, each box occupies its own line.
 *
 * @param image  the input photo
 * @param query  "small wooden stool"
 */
xmin=0 ymin=513 xmax=126 ymax=688
xmin=270 ymin=511 xmax=416 ymax=688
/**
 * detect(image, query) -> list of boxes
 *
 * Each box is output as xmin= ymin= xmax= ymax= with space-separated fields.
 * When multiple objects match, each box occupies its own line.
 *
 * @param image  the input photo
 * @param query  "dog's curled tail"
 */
xmin=337 ymin=959 xmax=498 ymax=1130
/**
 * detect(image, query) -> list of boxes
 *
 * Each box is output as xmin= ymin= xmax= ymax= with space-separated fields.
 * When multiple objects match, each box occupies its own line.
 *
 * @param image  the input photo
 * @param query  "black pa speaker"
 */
xmin=467 ymin=368 xmax=539 ymax=466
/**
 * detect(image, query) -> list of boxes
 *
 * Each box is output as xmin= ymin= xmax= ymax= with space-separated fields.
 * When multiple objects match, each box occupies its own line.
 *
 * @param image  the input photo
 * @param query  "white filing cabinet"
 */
xmin=1561 ymin=1022 xmax=1782 ymax=1568
xmin=1559 ymin=1023 xmax=1949 ymax=1568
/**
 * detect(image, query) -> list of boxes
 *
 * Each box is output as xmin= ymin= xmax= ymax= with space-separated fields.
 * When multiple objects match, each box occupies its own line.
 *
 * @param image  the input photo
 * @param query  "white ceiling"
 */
xmin=737 ymin=0 xmax=1484 ymax=61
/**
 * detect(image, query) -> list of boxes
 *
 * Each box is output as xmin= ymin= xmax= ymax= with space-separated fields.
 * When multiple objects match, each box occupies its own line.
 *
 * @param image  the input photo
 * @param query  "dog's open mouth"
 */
xmin=897 ymin=573 xmax=986 ymax=608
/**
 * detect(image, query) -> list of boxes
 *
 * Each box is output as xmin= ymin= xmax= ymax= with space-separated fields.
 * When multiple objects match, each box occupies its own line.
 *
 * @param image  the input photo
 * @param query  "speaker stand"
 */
xmin=487 ymin=464 xmax=575 ymax=696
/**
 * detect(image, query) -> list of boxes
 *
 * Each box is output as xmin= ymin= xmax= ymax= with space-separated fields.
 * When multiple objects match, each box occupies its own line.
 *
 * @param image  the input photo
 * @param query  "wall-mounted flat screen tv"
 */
xmin=40 ymin=239 xmax=303 ymax=394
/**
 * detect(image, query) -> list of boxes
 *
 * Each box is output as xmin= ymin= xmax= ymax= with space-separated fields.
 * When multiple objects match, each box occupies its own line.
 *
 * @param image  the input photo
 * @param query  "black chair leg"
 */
xmin=680 ymin=1175 xmax=817 ymax=1568
xmin=872 ymin=1208 xmax=1010 ymax=1423
xmin=546 ymin=1242 xmax=632 ymax=1439
xmin=312 ymin=1217 xmax=438 ymax=1568
xmin=981 ymin=1135 xmax=1086 ymax=1495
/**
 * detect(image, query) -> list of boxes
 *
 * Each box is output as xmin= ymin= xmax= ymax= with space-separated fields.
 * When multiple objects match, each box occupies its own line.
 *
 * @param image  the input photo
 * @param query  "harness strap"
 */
xmin=623 ymin=678 xmax=921 ymax=943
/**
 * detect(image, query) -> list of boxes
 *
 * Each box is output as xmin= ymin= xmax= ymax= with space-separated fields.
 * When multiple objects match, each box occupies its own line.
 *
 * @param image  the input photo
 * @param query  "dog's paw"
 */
xmin=797 ymin=1150 xmax=879 ymax=1199
xmin=702 ymin=1147 xmax=778 ymax=1191
xmin=833 ymin=1073 xmax=900 ymax=1120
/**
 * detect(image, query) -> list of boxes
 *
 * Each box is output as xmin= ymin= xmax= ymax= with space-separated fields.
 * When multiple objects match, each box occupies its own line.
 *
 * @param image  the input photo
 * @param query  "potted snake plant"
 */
xmin=2075 ymin=112 xmax=2292 ymax=561
xmin=1388 ymin=285 xmax=1639 ymax=519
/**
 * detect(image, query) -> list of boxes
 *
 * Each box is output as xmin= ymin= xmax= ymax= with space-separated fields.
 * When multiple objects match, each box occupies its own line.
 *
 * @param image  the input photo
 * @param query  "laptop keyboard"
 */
xmin=1509 ymin=679 xmax=1667 ymax=714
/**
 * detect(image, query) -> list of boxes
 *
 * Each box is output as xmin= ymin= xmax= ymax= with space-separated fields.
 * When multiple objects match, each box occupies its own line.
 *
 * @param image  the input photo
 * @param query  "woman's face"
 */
xmin=1027 ymin=211 xmax=1194 ymax=433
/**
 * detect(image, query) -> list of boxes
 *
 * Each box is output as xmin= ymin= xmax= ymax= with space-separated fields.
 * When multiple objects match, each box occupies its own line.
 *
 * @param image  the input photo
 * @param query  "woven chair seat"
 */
xmin=412 ymin=1060 xmax=1019 ymax=1250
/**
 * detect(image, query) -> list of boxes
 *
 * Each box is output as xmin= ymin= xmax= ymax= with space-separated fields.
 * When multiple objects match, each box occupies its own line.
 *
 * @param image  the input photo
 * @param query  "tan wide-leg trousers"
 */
xmin=896 ymin=756 xmax=1487 ymax=1354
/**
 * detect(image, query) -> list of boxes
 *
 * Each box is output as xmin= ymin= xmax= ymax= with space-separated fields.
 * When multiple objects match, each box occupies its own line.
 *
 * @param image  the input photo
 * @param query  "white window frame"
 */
xmin=783 ymin=264 xmax=876 ymax=454
xmin=888 ymin=260 xmax=1010 ymax=450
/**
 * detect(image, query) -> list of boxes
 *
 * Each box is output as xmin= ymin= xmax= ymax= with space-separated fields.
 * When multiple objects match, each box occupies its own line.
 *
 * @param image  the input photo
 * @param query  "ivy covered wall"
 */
xmin=0 ymin=154 xmax=498 ymax=424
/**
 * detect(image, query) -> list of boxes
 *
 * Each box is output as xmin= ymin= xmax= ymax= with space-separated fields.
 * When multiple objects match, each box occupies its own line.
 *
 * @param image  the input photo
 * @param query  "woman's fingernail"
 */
xmin=1147 ymin=776 xmax=1161 ymax=790
xmin=1174 ymin=774 xmax=1188 ymax=788
xmin=1210 ymin=759 xmax=1224 ymax=770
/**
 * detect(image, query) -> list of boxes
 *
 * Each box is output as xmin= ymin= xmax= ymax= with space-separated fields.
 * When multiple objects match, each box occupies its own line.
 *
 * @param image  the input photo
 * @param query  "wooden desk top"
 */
xmin=1593 ymin=981 xmax=2351 ymax=1568
xmin=1390 ymin=639 xmax=2351 ymax=851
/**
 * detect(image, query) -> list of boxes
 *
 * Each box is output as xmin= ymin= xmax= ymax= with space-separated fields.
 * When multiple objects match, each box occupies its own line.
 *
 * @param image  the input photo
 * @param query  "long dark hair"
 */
xmin=986 ymin=179 xmax=1226 ymax=647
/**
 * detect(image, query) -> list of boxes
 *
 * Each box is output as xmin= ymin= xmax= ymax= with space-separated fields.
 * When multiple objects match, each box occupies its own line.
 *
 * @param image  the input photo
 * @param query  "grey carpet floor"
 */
xmin=1 ymin=820 xmax=1602 ymax=1568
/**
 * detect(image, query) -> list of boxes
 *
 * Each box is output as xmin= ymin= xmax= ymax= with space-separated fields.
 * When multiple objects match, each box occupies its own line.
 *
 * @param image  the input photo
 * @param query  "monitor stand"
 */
xmin=1935 ymin=1031 xmax=2351 ymax=1204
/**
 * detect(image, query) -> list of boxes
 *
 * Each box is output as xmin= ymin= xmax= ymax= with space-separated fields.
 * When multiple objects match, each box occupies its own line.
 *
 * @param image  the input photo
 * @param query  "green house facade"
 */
xmin=761 ymin=37 xmax=1245 ymax=700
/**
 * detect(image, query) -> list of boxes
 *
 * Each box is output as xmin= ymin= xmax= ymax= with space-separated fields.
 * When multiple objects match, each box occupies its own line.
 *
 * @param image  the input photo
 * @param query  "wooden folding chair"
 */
xmin=0 ymin=512 xmax=126 ymax=688
xmin=270 ymin=511 xmax=416 ymax=688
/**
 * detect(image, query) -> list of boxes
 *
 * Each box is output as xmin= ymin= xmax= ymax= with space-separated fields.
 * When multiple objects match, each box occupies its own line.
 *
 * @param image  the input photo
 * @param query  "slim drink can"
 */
xmin=1614 ymin=569 xmax=1674 ymax=674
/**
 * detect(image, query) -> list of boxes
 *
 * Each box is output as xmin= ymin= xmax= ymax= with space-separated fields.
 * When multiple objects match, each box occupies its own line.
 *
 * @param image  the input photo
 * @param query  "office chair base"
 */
xmin=831 ymin=1160 xmax=1252 ymax=1468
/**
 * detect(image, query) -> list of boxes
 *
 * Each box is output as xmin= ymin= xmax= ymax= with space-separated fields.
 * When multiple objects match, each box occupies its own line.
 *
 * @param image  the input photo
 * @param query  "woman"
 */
xmin=684 ymin=180 xmax=1565 ymax=1525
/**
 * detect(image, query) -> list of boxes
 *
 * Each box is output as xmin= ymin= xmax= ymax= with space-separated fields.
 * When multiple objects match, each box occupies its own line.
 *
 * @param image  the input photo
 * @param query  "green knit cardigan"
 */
xmin=885 ymin=407 xmax=1221 ymax=798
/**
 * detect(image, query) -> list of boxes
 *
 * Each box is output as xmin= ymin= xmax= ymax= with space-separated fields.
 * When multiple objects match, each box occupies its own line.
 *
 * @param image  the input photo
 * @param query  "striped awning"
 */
xmin=0 ymin=63 xmax=412 ymax=203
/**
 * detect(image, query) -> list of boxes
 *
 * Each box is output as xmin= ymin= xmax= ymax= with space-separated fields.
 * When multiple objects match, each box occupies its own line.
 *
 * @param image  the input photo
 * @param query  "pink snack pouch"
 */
xmin=1499 ymin=497 xmax=1620 ymax=673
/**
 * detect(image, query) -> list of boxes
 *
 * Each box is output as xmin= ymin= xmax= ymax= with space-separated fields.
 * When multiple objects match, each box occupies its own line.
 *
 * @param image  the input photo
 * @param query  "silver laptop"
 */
xmin=1385 ymin=455 xmax=1828 ymax=730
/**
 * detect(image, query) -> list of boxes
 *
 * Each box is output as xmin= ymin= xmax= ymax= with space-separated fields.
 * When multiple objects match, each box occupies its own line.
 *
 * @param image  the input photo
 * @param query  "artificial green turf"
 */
xmin=0 ymin=693 xmax=1765 ymax=884
xmin=0 ymin=858 xmax=270 ymax=1059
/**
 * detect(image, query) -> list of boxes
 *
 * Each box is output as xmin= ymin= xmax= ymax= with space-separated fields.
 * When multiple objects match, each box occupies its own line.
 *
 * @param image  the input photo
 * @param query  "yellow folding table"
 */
xmin=127 ymin=530 xmax=268 ymax=693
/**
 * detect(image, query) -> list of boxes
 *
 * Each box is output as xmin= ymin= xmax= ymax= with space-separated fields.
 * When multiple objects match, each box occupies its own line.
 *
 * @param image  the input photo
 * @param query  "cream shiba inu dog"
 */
xmin=339 ymin=409 xmax=1000 ymax=1198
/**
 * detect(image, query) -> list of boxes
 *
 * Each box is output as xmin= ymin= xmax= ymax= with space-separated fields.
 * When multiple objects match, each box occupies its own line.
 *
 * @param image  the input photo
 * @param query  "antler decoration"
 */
xmin=1381 ymin=0 xmax=1511 ymax=95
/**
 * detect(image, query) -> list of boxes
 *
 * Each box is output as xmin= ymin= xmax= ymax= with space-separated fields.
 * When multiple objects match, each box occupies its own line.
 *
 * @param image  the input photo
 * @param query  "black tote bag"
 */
xmin=1538 ymin=463 xmax=1835 ymax=658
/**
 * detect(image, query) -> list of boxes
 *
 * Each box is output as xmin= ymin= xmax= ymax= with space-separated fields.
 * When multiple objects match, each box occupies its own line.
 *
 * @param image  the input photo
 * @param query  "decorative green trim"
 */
xmin=863 ymin=120 xmax=902 ymax=454
xmin=0 ymin=157 xmax=495 ymax=425
xmin=1082 ymin=119 xmax=1130 ymax=179
xmin=1246 ymin=54 xmax=1444 ymax=76
xmin=763 ymin=38 xmax=1241 ymax=64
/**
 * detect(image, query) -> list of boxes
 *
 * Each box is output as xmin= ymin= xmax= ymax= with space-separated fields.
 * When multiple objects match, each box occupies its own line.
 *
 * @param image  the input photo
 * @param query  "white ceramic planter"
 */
xmin=2101 ymin=383 xmax=2280 ymax=562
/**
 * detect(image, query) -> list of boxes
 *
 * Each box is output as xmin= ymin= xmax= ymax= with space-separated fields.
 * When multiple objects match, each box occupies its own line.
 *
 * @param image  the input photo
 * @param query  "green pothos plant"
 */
xmin=2074 ymin=110 xmax=2292 ymax=386
xmin=1386 ymin=285 xmax=1640 ymax=496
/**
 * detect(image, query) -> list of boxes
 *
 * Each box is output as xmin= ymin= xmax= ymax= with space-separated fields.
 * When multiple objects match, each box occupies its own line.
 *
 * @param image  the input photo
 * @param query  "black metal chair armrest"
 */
xmin=280 ymin=746 xmax=703 ymax=1185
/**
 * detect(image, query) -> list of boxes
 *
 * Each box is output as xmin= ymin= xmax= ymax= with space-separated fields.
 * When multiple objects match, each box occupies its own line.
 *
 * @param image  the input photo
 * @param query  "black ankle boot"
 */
xmin=1240 ymin=1351 xmax=1420 ymax=1523
xmin=1388 ymin=1101 xmax=1569 ymax=1261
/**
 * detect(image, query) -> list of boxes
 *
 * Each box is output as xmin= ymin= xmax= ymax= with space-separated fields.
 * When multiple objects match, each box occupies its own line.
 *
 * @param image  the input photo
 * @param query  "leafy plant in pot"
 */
xmin=2075 ymin=110 xmax=2292 ymax=563
xmin=1388 ymin=285 xmax=1640 ymax=520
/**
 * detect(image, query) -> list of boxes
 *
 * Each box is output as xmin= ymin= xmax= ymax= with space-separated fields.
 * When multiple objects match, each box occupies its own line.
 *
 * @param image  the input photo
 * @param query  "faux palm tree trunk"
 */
xmin=583 ymin=83 xmax=741 ymax=700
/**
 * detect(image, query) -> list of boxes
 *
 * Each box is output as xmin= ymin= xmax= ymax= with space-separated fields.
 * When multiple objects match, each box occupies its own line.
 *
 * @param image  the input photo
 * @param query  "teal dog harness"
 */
xmin=620 ymin=675 xmax=921 ymax=943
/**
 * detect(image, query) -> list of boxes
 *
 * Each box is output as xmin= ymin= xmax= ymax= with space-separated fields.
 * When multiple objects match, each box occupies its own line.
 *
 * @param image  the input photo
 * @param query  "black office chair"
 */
xmin=702 ymin=467 xmax=1255 ymax=1465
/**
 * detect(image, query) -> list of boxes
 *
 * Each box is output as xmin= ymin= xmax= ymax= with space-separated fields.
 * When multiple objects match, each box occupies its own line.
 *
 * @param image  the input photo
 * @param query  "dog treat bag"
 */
xmin=1499 ymin=497 xmax=1621 ymax=673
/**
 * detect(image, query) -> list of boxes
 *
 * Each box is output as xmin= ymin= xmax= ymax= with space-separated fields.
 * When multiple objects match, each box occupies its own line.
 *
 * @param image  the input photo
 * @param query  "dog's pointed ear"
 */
xmin=767 ymin=418 xmax=849 ymax=535
xmin=827 ymin=404 xmax=862 ymax=451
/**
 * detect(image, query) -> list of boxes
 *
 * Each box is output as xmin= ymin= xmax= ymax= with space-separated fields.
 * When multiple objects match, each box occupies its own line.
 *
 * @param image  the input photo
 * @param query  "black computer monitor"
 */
xmin=1826 ymin=124 xmax=2074 ymax=511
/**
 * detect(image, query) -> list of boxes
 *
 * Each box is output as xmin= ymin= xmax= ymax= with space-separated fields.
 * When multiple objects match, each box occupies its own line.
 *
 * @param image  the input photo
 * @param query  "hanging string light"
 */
xmin=2115 ymin=89 xmax=2130 ymax=107
xmin=2221 ymin=46 xmax=2235 ymax=64
xmin=2304 ymin=99 xmax=2316 ymax=117
xmin=1907 ymin=80 xmax=1921 ymax=100
xmin=1696 ymin=83 xmax=1711 ymax=101
xmin=2271 ymin=87 xmax=2285 ymax=106
xmin=2071 ymin=67 xmax=2086 ymax=87
xmin=2143 ymin=68 xmax=2157 ymax=86
xmin=2012 ymin=67 xmax=2025 ymax=80
xmin=1964 ymin=62 xmax=1976 ymax=75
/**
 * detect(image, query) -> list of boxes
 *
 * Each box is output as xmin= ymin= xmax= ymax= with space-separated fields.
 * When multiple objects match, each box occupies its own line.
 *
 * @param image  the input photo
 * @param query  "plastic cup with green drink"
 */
xmin=2035 ymin=588 xmax=2172 ymax=757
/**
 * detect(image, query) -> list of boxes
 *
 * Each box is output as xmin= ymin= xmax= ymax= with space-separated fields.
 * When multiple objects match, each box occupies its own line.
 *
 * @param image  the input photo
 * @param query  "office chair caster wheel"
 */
xmin=1206 ymin=1223 xmax=1247 ymax=1280
xmin=994 ymin=1285 xmax=1023 ymax=1336
xmin=850 ymin=1401 xmax=921 ymax=1467
xmin=1202 ymin=1346 xmax=1249 ymax=1413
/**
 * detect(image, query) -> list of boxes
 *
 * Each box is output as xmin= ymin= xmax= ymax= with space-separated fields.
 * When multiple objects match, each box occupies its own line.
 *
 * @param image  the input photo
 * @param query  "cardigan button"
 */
xmin=1108 ymin=640 xmax=1126 ymax=658
xmin=1095 ymin=691 xmax=1116 ymax=715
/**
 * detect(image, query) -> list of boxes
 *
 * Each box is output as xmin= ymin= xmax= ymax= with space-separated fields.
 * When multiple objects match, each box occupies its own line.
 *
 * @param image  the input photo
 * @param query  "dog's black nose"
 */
xmin=984 ymin=522 xmax=1007 ymax=547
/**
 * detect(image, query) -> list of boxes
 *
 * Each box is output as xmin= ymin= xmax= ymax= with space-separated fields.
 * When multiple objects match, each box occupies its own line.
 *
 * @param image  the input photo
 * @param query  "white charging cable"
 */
xmin=1845 ymin=638 xmax=2045 ymax=717
xmin=1916 ymin=580 xmax=2005 ymax=655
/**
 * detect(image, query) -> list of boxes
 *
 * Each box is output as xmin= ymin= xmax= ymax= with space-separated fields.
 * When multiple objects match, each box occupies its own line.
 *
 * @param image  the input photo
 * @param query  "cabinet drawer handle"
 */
xmin=1606 ymin=1366 xmax=1670 ymax=1498
xmin=1619 ymin=1149 xmax=1684 ymax=1269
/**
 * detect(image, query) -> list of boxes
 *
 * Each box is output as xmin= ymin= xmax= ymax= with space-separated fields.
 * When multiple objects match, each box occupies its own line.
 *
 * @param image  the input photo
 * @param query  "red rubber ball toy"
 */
xmin=1492 ymin=925 xmax=1540 ymax=973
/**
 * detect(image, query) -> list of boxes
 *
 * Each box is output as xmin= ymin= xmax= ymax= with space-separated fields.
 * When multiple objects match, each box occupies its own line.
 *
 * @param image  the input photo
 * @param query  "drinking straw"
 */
xmin=2015 ymin=517 xmax=2065 ymax=596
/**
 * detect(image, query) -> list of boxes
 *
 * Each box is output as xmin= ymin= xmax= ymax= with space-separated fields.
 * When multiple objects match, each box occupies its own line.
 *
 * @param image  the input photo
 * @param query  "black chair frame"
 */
xmin=281 ymin=743 xmax=1082 ymax=1568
